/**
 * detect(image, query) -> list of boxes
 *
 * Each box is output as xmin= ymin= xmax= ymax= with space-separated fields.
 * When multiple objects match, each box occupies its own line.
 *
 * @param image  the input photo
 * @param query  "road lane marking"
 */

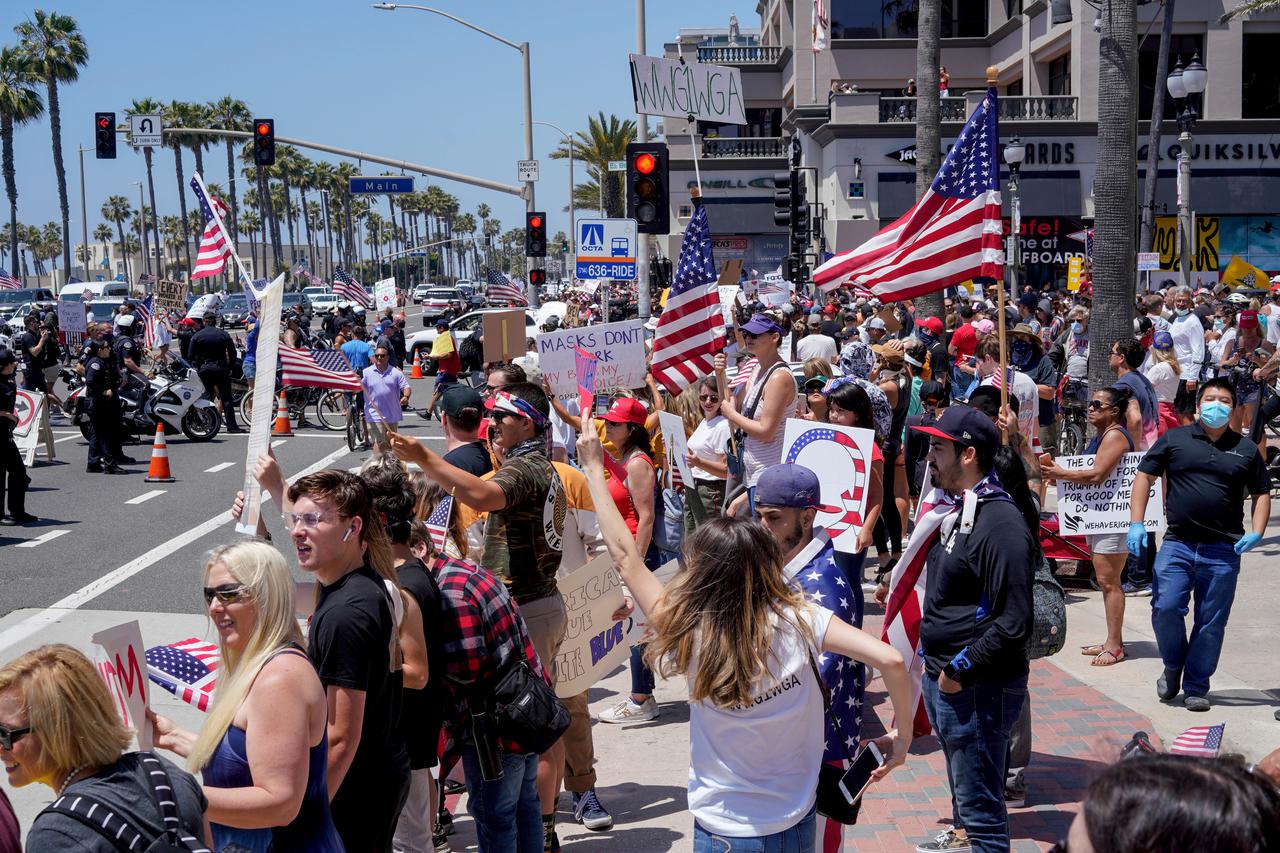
xmin=15 ymin=530 xmax=70 ymax=548
xmin=0 ymin=441 xmax=354 ymax=655
xmin=271 ymin=439 xmax=288 ymax=448
xmin=125 ymin=489 xmax=166 ymax=505
xmin=53 ymin=434 xmax=82 ymax=444
xmin=204 ymin=462 xmax=235 ymax=473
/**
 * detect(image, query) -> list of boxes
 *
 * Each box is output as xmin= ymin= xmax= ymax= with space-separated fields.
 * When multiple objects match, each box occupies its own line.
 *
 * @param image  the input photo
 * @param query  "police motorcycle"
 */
xmin=65 ymin=356 xmax=221 ymax=442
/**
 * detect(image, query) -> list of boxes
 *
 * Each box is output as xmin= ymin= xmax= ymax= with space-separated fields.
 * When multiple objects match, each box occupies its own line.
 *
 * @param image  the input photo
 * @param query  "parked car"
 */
xmin=310 ymin=292 xmax=341 ymax=313
xmin=60 ymin=281 xmax=129 ymax=301
xmin=217 ymin=293 xmax=251 ymax=328
xmin=411 ymin=283 xmax=434 ymax=304
xmin=0 ymin=288 xmax=55 ymax=322
xmin=408 ymin=307 xmax=545 ymax=368
xmin=302 ymin=285 xmax=331 ymax=297
xmin=420 ymin=287 xmax=459 ymax=321
xmin=280 ymin=291 xmax=313 ymax=319
xmin=3 ymin=301 xmax=57 ymax=335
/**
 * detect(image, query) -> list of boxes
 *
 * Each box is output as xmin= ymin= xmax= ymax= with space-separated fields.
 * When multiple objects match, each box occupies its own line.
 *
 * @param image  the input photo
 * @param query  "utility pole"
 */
xmin=77 ymin=146 xmax=90 ymax=290
xmin=636 ymin=0 xmax=652 ymax=319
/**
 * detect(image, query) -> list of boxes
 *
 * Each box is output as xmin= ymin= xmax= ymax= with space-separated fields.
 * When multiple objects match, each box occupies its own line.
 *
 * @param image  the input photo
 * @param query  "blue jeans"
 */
xmin=693 ymin=806 xmax=815 ymax=853
xmin=923 ymin=672 xmax=1028 ymax=853
xmin=630 ymin=544 xmax=679 ymax=697
xmin=1150 ymin=537 xmax=1241 ymax=697
xmin=460 ymin=746 xmax=543 ymax=853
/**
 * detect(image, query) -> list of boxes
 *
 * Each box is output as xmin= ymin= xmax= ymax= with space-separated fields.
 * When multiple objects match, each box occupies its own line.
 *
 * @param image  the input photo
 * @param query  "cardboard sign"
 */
xmin=58 ymin=300 xmax=87 ymax=335
xmin=154 ymin=279 xmax=187 ymax=313
xmin=781 ymin=419 xmax=878 ymax=554
xmin=657 ymin=411 xmax=695 ymax=488
xmin=92 ymin=621 xmax=153 ymax=749
xmin=877 ymin=307 xmax=902 ymax=334
xmin=554 ymin=554 xmax=629 ymax=698
xmin=717 ymin=258 xmax=744 ymax=287
xmin=482 ymin=309 xmax=527 ymax=363
xmin=375 ymin=277 xmax=397 ymax=310
xmin=1056 ymin=452 xmax=1167 ymax=535
xmin=537 ymin=319 xmax=647 ymax=401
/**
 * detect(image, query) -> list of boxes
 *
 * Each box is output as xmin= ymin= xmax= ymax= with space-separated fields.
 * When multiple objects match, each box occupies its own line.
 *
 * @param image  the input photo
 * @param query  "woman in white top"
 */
xmin=575 ymin=410 xmax=913 ymax=851
xmin=1142 ymin=330 xmax=1182 ymax=436
xmin=716 ymin=312 xmax=797 ymax=513
xmin=683 ymin=377 xmax=731 ymax=528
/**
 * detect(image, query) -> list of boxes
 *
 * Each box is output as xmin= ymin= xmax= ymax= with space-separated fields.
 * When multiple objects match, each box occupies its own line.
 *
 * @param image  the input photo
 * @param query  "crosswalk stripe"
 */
xmin=15 ymin=529 xmax=71 ymax=548
xmin=204 ymin=462 xmax=235 ymax=473
xmin=125 ymin=490 xmax=166 ymax=505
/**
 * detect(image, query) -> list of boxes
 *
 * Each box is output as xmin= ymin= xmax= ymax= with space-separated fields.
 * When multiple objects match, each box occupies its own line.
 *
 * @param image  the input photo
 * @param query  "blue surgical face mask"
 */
xmin=1214 ymin=318 xmax=1225 ymax=332
xmin=1198 ymin=400 xmax=1232 ymax=429
xmin=1176 ymin=307 xmax=1190 ymax=318
xmin=1071 ymin=321 xmax=1084 ymax=335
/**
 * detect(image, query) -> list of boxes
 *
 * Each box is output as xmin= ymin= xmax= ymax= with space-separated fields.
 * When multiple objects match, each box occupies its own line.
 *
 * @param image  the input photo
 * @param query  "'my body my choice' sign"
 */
xmin=630 ymin=54 xmax=746 ymax=125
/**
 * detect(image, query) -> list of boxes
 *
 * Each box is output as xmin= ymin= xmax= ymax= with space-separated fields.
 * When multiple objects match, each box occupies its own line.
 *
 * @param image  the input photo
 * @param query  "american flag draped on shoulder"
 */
xmin=0 ymin=268 xmax=19 ymax=290
xmin=280 ymin=346 xmax=362 ymax=391
xmin=813 ymin=87 xmax=1004 ymax=300
xmin=146 ymin=638 xmax=220 ymax=712
xmin=485 ymin=268 xmax=529 ymax=306
xmin=190 ymin=177 xmax=232 ymax=280
xmin=650 ymin=203 xmax=721 ymax=394
xmin=333 ymin=266 xmax=372 ymax=309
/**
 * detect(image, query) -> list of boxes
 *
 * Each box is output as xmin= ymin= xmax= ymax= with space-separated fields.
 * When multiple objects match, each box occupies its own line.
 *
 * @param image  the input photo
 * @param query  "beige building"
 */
xmin=661 ymin=1 xmax=1280 ymax=287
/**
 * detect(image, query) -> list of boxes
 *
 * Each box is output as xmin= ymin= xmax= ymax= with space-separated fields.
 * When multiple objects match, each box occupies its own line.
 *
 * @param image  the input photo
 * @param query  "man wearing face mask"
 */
xmin=1128 ymin=377 xmax=1271 ymax=712
xmin=1168 ymin=285 xmax=1206 ymax=423
xmin=1009 ymin=324 xmax=1057 ymax=457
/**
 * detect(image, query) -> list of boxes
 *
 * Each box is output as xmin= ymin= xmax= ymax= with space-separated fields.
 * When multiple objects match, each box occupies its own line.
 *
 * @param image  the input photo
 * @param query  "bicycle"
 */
xmin=1057 ymin=376 xmax=1089 ymax=457
xmin=236 ymin=382 xmax=348 ymax=431
xmin=346 ymin=396 xmax=368 ymax=452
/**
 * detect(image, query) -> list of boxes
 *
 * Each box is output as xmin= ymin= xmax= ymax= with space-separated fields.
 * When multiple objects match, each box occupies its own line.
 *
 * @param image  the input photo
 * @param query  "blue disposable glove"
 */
xmin=1126 ymin=522 xmax=1147 ymax=557
xmin=1234 ymin=532 xmax=1262 ymax=554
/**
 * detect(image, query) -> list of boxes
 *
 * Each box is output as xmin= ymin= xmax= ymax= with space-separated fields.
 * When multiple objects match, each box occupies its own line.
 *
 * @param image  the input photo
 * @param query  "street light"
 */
xmin=533 ymin=119 xmax=576 ymax=285
xmin=1003 ymin=136 xmax=1026 ymax=301
xmin=1167 ymin=52 xmax=1208 ymax=290
xmin=132 ymin=180 xmax=148 ymax=280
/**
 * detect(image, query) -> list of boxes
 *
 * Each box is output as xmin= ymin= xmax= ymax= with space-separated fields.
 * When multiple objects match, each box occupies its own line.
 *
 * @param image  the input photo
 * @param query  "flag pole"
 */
xmin=989 ymin=65 xmax=1010 ymax=442
xmin=193 ymin=171 xmax=255 ymax=294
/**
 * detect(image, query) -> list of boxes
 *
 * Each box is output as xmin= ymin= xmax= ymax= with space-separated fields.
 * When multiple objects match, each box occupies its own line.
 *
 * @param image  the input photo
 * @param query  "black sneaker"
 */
xmin=431 ymin=830 xmax=451 ymax=853
xmin=572 ymin=788 xmax=613 ymax=830
xmin=85 ymin=464 xmax=103 ymax=473
xmin=1157 ymin=668 xmax=1183 ymax=701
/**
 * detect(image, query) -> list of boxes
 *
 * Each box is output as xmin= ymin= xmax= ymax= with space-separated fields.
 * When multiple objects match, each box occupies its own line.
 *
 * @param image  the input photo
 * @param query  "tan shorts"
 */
xmin=520 ymin=591 xmax=568 ymax=680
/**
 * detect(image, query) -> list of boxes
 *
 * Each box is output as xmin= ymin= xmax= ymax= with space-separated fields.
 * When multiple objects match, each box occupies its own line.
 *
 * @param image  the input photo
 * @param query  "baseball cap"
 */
xmin=866 ymin=316 xmax=887 ymax=331
xmin=600 ymin=397 xmax=647 ymax=425
xmin=1153 ymin=330 xmax=1174 ymax=350
xmin=755 ymin=464 xmax=836 ymax=510
xmin=741 ymin=313 xmax=784 ymax=335
xmin=435 ymin=317 xmax=450 ymax=329
xmin=1239 ymin=309 xmax=1260 ymax=329
xmin=917 ymin=316 xmax=943 ymax=335
xmin=440 ymin=384 xmax=483 ymax=419
xmin=872 ymin=343 xmax=904 ymax=367
xmin=802 ymin=374 xmax=830 ymax=391
xmin=974 ymin=318 xmax=995 ymax=336
xmin=911 ymin=405 xmax=999 ymax=458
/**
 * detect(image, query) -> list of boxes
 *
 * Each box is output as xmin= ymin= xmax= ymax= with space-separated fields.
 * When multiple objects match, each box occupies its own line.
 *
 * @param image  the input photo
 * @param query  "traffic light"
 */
xmin=525 ymin=211 xmax=546 ymax=258
xmin=95 ymin=112 xmax=116 ymax=159
xmin=529 ymin=268 xmax=546 ymax=287
xmin=774 ymin=169 xmax=810 ymax=268
xmin=626 ymin=142 xmax=670 ymax=235
xmin=253 ymin=118 xmax=275 ymax=166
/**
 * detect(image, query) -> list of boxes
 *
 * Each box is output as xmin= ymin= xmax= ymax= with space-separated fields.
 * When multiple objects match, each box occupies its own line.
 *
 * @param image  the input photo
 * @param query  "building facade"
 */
xmin=661 ymin=0 xmax=1280 ymax=288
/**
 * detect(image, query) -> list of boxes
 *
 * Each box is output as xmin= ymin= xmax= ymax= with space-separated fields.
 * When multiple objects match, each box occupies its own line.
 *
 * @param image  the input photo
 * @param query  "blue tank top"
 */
xmin=201 ymin=651 xmax=345 ymax=852
xmin=1084 ymin=424 xmax=1134 ymax=455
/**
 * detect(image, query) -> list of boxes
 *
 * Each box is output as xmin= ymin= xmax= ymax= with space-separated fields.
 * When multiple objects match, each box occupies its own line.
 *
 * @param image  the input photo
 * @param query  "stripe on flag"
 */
xmin=1170 ymin=722 xmax=1226 ymax=757
xmin=0 ymin=268 xmax=19 ymax=290
xmin=333 ymin=266 xmax=372 ymax=309
xmin=146 ymin=638 xmax=220 ymax=712
xmin=190 ymin=177 xmax=232 ymax=280
xmin=650 ymin=203 xmax=721 ymax=395
xmin=280 ymin=346 xmax=362 ymax=391
xmin=425 ymin=494 xmax=455 ymax=554
xmin=485 ymin=268 xmax=529 ymax=306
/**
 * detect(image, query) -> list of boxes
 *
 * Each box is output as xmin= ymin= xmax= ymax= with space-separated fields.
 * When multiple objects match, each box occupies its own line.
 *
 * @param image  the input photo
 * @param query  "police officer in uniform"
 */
xmin=113 ymin=314 xmax=150 ymax=413
xmin=0 ymin=348 xmax=35 ymax=524
xmin=188 ymin=310 xmax=242 ymax=432
xmin=84 ymin=338 xmax=127 ymax=474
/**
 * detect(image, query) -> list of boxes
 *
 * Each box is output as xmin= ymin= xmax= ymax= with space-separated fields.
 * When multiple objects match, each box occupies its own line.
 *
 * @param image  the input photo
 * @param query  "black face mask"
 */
xmin=1011 ymin=340 xmax=1034 ymax=367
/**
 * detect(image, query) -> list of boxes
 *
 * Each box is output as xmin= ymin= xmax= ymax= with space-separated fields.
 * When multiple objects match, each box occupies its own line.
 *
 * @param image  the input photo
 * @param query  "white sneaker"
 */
xmin=597 ymin=696 xmax=658 ymax=724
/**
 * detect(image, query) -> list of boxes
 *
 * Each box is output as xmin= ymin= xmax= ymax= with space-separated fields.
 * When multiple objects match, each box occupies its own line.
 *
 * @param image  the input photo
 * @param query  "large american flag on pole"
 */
xmin=135 ymin=295 xmax=155 ymax=349
xmin=813 ymin=87 xmax=1004 ymax=300
xmin=485 ymin=268 xmax=529 ymax=307
xmin=0 ymin=267 xmax=19 ymax=290
xmin=280 ymin=346 xmax=362 ymax=391
xmin=146 ymin=638 xmax=220 ymax=712
xmin=333 ymin=266 xmax=372 ymax=309
xmin=650 ymin=203 xmax=721 ymax=395
xmin=190 ymin=177 xmax=232 ymax=280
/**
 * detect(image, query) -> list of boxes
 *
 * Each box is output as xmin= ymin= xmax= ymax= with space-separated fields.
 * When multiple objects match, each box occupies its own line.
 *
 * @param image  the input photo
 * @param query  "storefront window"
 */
xmin=1138 ymin=34 xmax=1204 ymax=120
xmin=1242 ymin=34 xmax=1280 ymax=119
xmin=698 ymin=108 xmax=781 ymax=139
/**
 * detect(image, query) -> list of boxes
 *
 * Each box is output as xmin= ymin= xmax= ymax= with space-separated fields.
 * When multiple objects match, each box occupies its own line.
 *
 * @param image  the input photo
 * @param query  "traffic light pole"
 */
xmin=635 ymin=0 xmax=652 ymax=320
xmin=77 ymin=145 xmax=89 ymax=287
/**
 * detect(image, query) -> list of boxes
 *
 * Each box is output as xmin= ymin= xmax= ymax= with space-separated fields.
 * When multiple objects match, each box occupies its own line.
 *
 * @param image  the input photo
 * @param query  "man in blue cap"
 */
xmin=755 ymin=462 xmax=866 ymax=849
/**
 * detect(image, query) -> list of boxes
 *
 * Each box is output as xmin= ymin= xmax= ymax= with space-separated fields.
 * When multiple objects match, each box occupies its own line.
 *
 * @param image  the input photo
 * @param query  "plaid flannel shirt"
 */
xmin=433 ymin=554 xmax=550 ymax=773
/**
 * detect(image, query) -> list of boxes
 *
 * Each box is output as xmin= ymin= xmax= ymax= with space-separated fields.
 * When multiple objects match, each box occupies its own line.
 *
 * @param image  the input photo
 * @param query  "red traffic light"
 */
xmin=634 ymin=153 xmax=656 ymax=174
xmin=97 ymin=116 xmax=110 ymax=129
xmin=529 ymin=215 xmax=543 ymax=229
xmin=256 ymin=122 xmax=271 ymax=136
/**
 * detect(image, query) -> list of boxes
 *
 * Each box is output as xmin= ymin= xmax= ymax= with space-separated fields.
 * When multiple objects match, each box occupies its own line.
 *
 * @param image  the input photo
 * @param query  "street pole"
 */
xmin=77 ymin=145 xmax=89 ymax=291
xmin=532 ymin=120 xmax=576 ymax=280
xmin=1177 ymin=129 xmax=1193 ymax=291
xmin=635 ymin=0 xmax=652 ymax=319
xmin=133 ymin=181 xmax=148 ymax=279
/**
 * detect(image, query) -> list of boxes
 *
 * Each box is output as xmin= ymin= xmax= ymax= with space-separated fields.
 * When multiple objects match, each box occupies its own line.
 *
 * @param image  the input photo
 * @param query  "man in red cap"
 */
xmin=915 ymin=315 xmax=951 ymax=400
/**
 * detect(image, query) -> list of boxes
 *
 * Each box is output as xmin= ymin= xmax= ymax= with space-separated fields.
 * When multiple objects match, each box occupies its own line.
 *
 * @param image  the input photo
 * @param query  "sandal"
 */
xmin=1080 ymin=643 xmax=1105 ymax=656
xmin=1091 ymin=646 xmax=1126 ymax=666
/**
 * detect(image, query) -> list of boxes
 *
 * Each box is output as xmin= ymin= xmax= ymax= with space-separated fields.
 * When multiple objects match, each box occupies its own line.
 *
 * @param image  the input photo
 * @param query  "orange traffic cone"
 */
xmin=272 ymin=391 xmax=294 ymax=436
xmin=410 ymin=349 xmax=425 ymax=379
xmin=144 ymin=422 xmax=176 ymax=483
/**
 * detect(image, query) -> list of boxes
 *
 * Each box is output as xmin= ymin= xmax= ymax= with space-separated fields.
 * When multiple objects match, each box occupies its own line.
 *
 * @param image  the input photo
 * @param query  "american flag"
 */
xmin=280 ymin=346 xmax=361 ymax=391
xmin=0 ymin=268 xmax=19 ymax=290
xmin=1170 ymin=722 xmax=1225 ymax=757
xmin=333 ymin=266 xmax=372 ymax=309
xmin=758 ymin=270 xmax=788 ymax=297
xmin=650 ymin=203 xmax=721 ymax=395
xmin=135 ymin=295 xmax=155 ymax=349
xmin=425 ymin=494 xmax=454 ymax=553
xmin=485 ymin=268 xmax=529 ymax=307
xmin=814 ymin=88 xmax=1004 ymax=300
xmin=146 ymin=638 xmax=220 ymax=712
xmin=190 ymin=176 xmax=232 ymax=280
xmin=728 ymin=356 xmax=759 ymax=392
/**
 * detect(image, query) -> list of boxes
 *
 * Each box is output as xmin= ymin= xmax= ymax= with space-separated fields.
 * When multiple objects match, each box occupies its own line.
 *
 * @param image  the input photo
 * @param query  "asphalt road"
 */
xmin=0 ymin=302 xmax=447 ymax=627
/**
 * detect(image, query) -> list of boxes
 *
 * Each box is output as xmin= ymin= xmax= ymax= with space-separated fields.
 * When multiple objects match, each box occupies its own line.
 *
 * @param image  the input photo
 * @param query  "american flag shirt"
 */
xmin=783 ymin=528 xmax=865 ymax=762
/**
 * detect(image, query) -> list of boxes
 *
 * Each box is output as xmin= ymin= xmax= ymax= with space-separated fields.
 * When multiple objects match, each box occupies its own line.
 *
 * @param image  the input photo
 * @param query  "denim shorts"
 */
xmin=242 ymin=361 xmax=256 ymax=381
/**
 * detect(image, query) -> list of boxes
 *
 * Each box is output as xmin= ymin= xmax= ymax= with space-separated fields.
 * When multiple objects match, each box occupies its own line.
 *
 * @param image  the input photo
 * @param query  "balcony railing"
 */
xmin=701 ymin=136 xmax=786 ymax=158
xmin=877 ymin=94 xmax=1079 ymax=122
xmin=695 ymin=45 xmax=782 ymax=64
xmin=879 ymin=96 xmax=971 ymax=123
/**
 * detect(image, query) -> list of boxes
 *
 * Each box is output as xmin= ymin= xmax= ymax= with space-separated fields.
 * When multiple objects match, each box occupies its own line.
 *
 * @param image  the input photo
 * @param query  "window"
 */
xmin=697 ymin=108 xmax=781 ymax=139
xmin=1048 ymin=53 xmax=1071 ymax=96
xmin=1138 ymin=34 xmax=1204 ymax=120
xmin=1243 ymin=34 xmax=1280 ymax=119
xmin=1006 ymin=78 xmax=1024 ymax=96
xmin=1005 ymin=0 xmax=1023 ymax=19
xmin=829 ymin=0 xmax=985 ymax=38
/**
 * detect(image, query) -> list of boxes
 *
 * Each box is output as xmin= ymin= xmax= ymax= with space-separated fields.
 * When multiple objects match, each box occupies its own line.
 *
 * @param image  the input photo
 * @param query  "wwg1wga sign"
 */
xmin=782 ymin=422 xmax=877 ymax=555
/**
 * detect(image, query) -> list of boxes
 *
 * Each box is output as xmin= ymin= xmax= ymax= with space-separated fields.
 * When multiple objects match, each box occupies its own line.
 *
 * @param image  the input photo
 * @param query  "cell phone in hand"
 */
xmin=594 ymin=394 xmax=610 ymax=416
xmin=837 ymin=742 xmax=885 ymax=805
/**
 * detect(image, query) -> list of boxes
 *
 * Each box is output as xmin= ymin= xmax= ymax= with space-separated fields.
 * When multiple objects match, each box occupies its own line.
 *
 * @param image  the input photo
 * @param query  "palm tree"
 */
xmin=1091 ymin=0 xmax=1138 ymax=394
xmin=0 ymin=46 xmax=42 ymax=282
xmin=15 ymin=10 xmax=86 ymax=284
xmin=164 ymin=100 xmax=196 ymax=278
xmin=92 ymin=221 xmax=111 ymax=274
xmin=40 ymin=220 xmax=60 ymax=279
xmin=101 ymin=195 xmax=132 ymax=282
xmin=208 ymin=96 xmax=250 ymax=242
xmin=1220 ymin=0 xmax=1280 ymax=19
xmin=125 ymin=98 xmax=165 ymax=275
xmin=551 ymin=113 xmax=635 ymax=218
xmin=240 ymin=210 xmax=260 ymax=277
xmin=911 ymin=0 xmax=944 ymax=323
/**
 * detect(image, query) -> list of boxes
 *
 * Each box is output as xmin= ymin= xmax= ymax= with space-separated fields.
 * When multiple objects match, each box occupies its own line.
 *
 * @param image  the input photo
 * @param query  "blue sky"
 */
xmin=9 ymin=0 xmax=748 ymax=256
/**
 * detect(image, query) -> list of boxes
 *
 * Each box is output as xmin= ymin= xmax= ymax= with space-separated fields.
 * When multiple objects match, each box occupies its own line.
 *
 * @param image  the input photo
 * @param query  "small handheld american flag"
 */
xmin=425 ymin=494 xmax=454 ymax=553
xmin=1170 ymin=722 xmax=1226 ymax=757
xmin=280 ymin=346 xmax=362 ymax=392
xmin=146 ymin=638 xmax=220 ymax=712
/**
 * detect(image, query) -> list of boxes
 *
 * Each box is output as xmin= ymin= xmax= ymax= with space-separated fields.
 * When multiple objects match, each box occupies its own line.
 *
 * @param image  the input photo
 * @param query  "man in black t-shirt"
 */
xmin=188 ymin=311 xmax=242 ymax=432
xmin=15 ymin=316 xmax=54 ymax=393
xmin=284 ymin=469 xmax=410 ymax=853
xmin=440 ymin=384 xmax=493 ymax=477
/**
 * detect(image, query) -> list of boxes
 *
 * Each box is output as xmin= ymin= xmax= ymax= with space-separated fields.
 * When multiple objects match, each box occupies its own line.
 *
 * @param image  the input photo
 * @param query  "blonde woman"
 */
xmin=1143 ymin=330 xmax=1182 ymax=435
xmin=1 ymin=645 xmax=210 ymax=851
xmin=149 ymin=541 xmax=343 ymax=852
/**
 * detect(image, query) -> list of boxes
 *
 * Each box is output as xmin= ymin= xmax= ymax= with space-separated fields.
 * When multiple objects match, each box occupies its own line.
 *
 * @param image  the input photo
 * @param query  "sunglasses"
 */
xmin=203 ymin=584 xmax=250 ymax=605
xmin=742 ymin=331 xmax=760 ymax=339
xmin=698 ymin=394 xmax=719 ymax=402
xmin=490 ymin=410 xmax=516 ymax=423
xmin=1087 ymin=400 xmax=1114 ymax=411
xmin=0 ymin=723 xmax=32 ymax=751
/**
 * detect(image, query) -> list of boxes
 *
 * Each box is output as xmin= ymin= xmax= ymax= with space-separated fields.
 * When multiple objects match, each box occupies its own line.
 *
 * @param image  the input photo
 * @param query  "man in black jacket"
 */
xmin=188 ymin=311 xmax=242 ymax=432
xmin=912 ymin=406 xmax=1034 ymax=853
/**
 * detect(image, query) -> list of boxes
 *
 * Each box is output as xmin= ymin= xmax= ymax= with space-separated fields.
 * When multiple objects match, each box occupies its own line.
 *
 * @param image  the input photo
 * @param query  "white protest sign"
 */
xmin=554 ymin=554 xmax=629 ymax=698
xmin=237 ymin=274 xmax=285 ymax=534
xmin=375 ymin=277 xmax=397 ymax=310
xmin=92 ymin=621 xmax=153 ymax=749
xmin=628 ymin=559 xmax=681 ymax=645
xmin=657 ymin=411 xmax=695 ymax=488
xmin=629 ymin=54 xmax=747 ymax=125
xmin=717 ymin=285 xmax=739 ymax=325
xmin=186 ymin=292 xmax=222 ymax=319
xmin=781 ymin=419 xmax=878 ymax=554
xmin=1055 ymin=452 xmax=1166 ymax=535
xmin=577 ymin=279 xmax=602 ymax=296
xmin=57 ymin=300 xmax=87 ymax=336
xmin=537 ymin=319 xmax=647 ymax=401
xmin=759 ymin=272 xmax=792 ymax=307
